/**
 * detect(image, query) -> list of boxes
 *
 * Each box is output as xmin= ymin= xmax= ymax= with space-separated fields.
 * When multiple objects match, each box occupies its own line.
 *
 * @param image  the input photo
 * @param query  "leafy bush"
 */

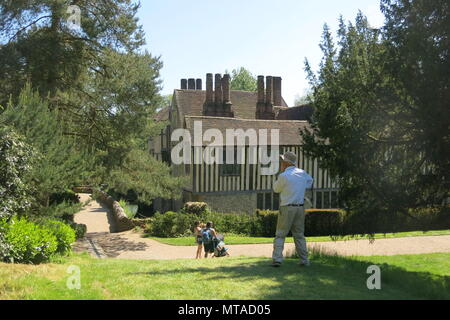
xmin=182 ymin=202 xmax=209 ymax=215
xmin=147 ymin=211 xmax=197 ymax=237
xmin=40 ymin=220 xmax=76 ymax=254
xmin=342 ymin=206 xmax=450 ymax=235
xmin=144 ymin=205 xmax=450 ymax=239
xmin=40 ymin=201 xmax=83 ymax=223
xmin=256 ymin=209 xmax=344 ymax=237
xmin=69 ymin=222 xmax=87 ymax=239
xmin=118 ymin=199 xmax=138 ymax=219
xmin=0 ymin=127 xmax=35 ymax=219
xmin=201 ymin=211 xmax=261 ymax=236
xmin=49 ymin=189 xmax=80 ymax=206
xmin=256 ymin=210 xmax=279 ymax=237
xmin=147 ymin=211 xmax=262 ymax=238
xmin=0 ymin=217 xmax=58 ymax=264
xmin=305 ymin=210 xmax=343 ymax=236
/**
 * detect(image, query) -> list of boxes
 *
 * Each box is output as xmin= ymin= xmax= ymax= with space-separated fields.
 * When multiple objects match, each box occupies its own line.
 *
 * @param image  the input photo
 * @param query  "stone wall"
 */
xmin=194 ymin=192 xmax=257 ymax=214
xmin=94 ymin=190 xmax=135 ymax=232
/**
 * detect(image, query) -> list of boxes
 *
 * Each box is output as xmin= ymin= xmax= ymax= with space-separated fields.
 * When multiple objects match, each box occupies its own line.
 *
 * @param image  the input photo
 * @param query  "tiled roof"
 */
xmin=276 ymin=104 xmax=314 ymax=121
xmin=154 ymin=106 xmax=170 ymax=121
xmin=174 ymin=89 xmax=288 ymax=120
xmin=184 ymin=116 xmax=308 ymax=146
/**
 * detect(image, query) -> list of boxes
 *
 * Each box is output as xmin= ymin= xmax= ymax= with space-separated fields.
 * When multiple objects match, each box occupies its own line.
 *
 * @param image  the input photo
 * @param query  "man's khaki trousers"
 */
xmin=272 ymin=205 xmax=309 ymax=263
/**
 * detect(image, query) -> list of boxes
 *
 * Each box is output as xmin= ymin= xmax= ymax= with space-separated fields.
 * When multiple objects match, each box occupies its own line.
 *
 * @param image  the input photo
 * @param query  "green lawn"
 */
xmin=0 ymin=252 xmax=448 ymax=300
xmin=147 ymin=229 xmax=450 ymax=246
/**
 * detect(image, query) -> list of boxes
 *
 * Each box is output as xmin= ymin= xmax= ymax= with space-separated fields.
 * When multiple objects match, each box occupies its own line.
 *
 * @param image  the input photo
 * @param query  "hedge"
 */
xmin=144 ymin=205 xmax=450 ymax=238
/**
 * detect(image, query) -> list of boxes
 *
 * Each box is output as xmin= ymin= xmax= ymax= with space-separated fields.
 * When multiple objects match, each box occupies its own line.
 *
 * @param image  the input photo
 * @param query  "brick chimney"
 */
xmin=265 ymin=76 xmax=273 ymax=106
xmin=181 ymin=79 xmax=187 ymax=89
xmin=221 ymin=74 xmax=234 ymax=117
xmin=196 ymin=79 xmax=202 ymax=90
xmin=214 ymin=74 xmax=223 ymax=106
xmin=273 ymin=77 xmax=282 ymax=106
xmin=255 ymin=75 xmax=275 ymax=119
xmin=203 ymin=73 xmax=214 ymax=115
xmin=203 ymin=73 xmax=234 ymax=117
xmin=188 ymin=78 xmax=196 ymax=90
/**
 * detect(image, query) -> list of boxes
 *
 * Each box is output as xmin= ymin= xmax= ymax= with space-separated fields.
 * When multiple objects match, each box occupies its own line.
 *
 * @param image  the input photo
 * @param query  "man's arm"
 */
xmin=273 ymin=174 xmax=286 ymax=193
xmin=305 ymin=173 xmax=314 ymax=189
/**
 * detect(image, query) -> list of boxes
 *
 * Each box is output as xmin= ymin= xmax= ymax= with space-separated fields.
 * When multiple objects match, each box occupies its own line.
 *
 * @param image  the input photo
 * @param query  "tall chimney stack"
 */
xmin=206 ymin=74 xmax=213 ymax=103
xmin=255 ymin=76 xmax=275 ymax=120
xmin=188 ymin=78 xmax=196 ymax=90
xmin=203 ymin=73 xmax=234 ymax=117
xmin=214 ymin=73 xmax=223 ymax=106
xmin=181 ymin=79 xmax=187 ymax=90
xmin=257 ymin=76 xmax=265 ymax=103
xmin=203 ymin=73 xmax=214 ymax=115
xmin=196 ymin=79 xmax=202 ymax=90
xmin=222 ymin=74 xmax=234 ymax=117
xmin=265 ymin=76 xmax=273 ymax=106
xmin=273 ymin=77 xmax=282 ymax=106
xmin=222 ymin=74 xmax=231 ymax=103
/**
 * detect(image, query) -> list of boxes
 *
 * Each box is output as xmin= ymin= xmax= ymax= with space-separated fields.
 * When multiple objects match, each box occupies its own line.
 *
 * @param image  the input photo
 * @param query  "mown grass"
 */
xmin=0 ymin=252 xmax=448 ymax=300
xmin=147 ymin=229 xmax=450 ymax=246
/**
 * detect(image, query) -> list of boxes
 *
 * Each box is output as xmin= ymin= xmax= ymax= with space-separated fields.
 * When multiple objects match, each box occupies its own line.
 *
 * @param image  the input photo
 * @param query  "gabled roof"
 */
xmin=276 ymin=104 xmax=314 ymax=121
xmin=154 ymin=106 xmax=170 ymax=121
xmin=184 ymin=116 xmax=308 ymax=146
xmin=174 ymin=89 xmax=289 ymax=120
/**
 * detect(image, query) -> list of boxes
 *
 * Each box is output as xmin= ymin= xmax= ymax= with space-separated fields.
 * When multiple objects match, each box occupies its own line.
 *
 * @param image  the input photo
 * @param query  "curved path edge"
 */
xmin=73 ymin=194 xmax=450 ymax=260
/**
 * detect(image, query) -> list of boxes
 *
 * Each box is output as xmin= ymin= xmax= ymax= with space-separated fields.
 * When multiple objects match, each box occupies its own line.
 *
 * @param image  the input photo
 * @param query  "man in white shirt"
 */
xmin=272 ymin=151 xmax=313 ymax=267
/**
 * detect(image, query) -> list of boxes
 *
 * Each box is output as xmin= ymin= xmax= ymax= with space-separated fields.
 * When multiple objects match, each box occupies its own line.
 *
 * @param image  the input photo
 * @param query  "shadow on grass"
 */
xmin=124 ymin=253 xmax=449 ymax=300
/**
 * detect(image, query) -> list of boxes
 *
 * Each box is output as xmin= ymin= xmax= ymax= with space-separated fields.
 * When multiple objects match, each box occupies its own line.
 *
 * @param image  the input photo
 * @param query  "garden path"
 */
xmin=73 ymin=194 xmax=450 ymax=260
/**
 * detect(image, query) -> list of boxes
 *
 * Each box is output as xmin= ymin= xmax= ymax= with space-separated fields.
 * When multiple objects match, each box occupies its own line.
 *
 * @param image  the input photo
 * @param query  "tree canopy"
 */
xmin=227 ymin=67 xmax=257 ymax=91
xmin=302 ymin=0 xmax=449 ymax=228
xmin=0 ymin=0 xmax=184 ymax=207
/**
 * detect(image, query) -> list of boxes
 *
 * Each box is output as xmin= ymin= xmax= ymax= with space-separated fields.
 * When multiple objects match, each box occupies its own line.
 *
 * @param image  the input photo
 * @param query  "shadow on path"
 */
xmin=90 ymin=233 xmax=149 ymax=258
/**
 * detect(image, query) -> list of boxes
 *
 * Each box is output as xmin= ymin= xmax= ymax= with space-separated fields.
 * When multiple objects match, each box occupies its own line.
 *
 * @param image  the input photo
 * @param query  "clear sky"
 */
xmin=138 ymin=0 xmax=385 ymax=106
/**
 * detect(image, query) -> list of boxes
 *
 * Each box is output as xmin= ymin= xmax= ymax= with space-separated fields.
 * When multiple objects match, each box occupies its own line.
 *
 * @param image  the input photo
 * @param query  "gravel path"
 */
xmin=73 ymin=194 xmax=450 ymax=260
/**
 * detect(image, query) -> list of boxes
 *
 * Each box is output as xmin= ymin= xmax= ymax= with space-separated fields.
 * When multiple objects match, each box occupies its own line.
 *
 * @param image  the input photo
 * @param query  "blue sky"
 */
xmin=138 ymin=0 xmax=385 ymax=106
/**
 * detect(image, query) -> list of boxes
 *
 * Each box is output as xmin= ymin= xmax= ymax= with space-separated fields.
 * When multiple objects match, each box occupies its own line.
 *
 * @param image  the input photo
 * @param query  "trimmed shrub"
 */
xmin=305 ymin=210 xmax=344 ymax=236
xmin=182 ymin=202 xmax=209 ymax=215
xmin=341 ymin=206 xmax=450 ymax=235
xmin=41 ymin=220 xmax=76 ymax=254
xmin=68 ymin=222 xmax=87 ymax=240
xmin=0 ymin=217 xmax=58 ymax=264
xmin=202 ymin=212 xmax=262 ymax=236
xmin=256 ymin=210 xmax=279 ymax=237
xmin=144 ymin=205 xmax=450 ymax=239
xmin=148 ymin=211 xmax=198 ymax=238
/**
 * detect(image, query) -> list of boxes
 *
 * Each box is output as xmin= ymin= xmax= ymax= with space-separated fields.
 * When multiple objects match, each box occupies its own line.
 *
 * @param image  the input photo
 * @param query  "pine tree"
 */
xmin=302 ymin=8 xmax=449 ymax=230
xmin=0 ymin=85 xmax=93 ymax=208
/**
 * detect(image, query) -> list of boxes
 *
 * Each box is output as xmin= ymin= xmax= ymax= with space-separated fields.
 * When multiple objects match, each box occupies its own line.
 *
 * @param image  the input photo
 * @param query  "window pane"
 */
xmin=265 ymin=193 xmax=272 ymax=210
xmin=273 ymin=193 xmax=280 ymax=211
xmin=316 ymin=191 xmax=322 ymax=209
xmin=324 ymin=191 xmax=330 ymax=208
xmin=331 ymin=191 xmax=338 ymax=208
xmin=257 ymin=193 xmax=264 ymax=210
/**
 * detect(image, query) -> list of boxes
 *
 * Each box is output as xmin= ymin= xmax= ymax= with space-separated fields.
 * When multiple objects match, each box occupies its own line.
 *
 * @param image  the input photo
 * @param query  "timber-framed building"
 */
xmin=149 ymin=73 xmax=339 ymax=213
